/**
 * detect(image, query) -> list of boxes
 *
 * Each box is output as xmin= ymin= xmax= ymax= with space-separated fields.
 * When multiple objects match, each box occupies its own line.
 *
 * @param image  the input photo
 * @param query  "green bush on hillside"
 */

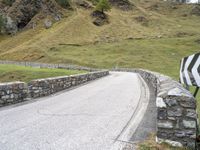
xmin=96 ymin=0 xmax=111 ymax=13
xmin=56 ymin=0 xmax=70 ymax=8
xmin=2 ymin=0 xmax=15 ymax=6
xmin=88 ymin=0 xmax=99 ymax=5
xmin=0 ymin=15 xmax=5 ymax=33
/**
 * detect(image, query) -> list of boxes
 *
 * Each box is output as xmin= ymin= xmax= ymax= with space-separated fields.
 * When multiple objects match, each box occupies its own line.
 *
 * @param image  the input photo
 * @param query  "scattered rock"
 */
xmin=176 ymin=32 xmax=194 ymax=37
xmin=148 ymin=3 xmax=159 ymax=11
xmin=44 ymin=19 xmax=52 ymax=29
xmin=109 ymin=0 xmax=133 ymax=11
xmin=91 ymin=10 xmax=109 ymax=26
xmin=135 ymin=16 xmax=149 ymax=26
xmin=54 ymin=14 xmax=62 ymax=21
xmin=182 ymin=14 xmax=188 ymax=17
xmin=191 ymin=5 xmax=200 ymax=16
xmin=195 ymin=39 xmax=200 ymax=44
xmin=75 ymin=0 xmax=92 ymax=9
xmin=157 ymin=138 xmax=183 ymax=147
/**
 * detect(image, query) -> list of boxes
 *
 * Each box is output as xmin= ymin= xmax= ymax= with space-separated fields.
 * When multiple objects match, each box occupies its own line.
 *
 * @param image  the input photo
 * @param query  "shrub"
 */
xmin=2 ymin=0 xmax=15 ymax=6
xmin=0 ymin=15 xmax=5 ymax=33
xmin=96 ymin=0 xmax=111 ymax=13
xmin=88 ymin=0 xmax=99 ymax=5
xmin=56 ymin=0 xmax=70 ymax=8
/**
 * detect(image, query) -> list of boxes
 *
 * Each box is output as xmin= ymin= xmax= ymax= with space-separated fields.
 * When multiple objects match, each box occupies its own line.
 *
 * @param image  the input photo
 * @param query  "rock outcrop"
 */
xmin=191 ymin=5 xmax=200 ymax=16
xmin=0 ymin=0 xmax=66 ymax=34
xmin=109 ymin=0 xmax=133 ymax=10
xmin=91 ymin=10 xmax=109 ymax=26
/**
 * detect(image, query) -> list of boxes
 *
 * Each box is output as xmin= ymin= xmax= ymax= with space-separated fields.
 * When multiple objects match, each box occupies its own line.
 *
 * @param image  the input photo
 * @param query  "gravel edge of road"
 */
xmin=130 ymin=76 xmax=157 ymax=142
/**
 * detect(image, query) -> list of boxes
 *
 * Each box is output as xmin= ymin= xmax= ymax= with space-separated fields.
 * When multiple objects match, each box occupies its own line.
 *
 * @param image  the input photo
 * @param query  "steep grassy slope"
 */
xmin=0 ymin=0 xmax=200 ymax=78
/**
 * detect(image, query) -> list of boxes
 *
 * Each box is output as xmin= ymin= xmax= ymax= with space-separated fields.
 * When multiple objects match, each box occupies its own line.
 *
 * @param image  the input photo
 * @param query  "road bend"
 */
xmin=0 ymin=72 xmax=150 ymax=150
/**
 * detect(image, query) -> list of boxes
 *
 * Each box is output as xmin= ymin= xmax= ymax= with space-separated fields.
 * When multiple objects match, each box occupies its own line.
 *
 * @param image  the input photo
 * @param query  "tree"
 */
xmin=56 ymin=0 xmax=70 ymax=8
xmin=96 ymin=0 xmax=111 ymax=13
xmin=0 ymin=15 xmax=4 ymax=33
xmin=2 ymin=0 xmax=15 ymax=6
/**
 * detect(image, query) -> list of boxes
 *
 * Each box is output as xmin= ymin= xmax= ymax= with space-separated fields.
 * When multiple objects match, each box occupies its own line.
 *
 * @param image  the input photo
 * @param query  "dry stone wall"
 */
xmin=0 ymin=82 xmax=28 ymax=107
xmin=28 ymin=71 xmax=109 ymax=98
xmin=0 ymin=71 xmax=109 ymax=106
xmin=113 ymin=68 xmax=197 ymax=149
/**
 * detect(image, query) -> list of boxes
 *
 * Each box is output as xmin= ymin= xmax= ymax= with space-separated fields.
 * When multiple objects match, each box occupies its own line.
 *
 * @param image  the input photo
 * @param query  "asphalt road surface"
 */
xmin=0 ymin=72 xmax=150 ymax=150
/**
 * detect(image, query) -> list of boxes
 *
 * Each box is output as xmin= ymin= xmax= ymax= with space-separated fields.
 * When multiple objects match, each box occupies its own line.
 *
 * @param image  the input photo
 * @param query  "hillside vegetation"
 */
xmin=0 ymin=64 xmax=85 ymax=82
xmin=0 ymin=0 xmax=200 ymax=78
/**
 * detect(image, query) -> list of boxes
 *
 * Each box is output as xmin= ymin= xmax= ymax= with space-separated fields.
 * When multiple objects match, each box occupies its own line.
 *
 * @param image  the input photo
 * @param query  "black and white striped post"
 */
xmin=180 ymin=52 xmax=200 ymax=97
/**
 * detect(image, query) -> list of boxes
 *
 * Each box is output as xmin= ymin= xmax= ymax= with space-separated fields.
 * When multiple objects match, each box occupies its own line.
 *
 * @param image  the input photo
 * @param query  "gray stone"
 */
xmin=157 ymin=91 xmax=167 ymax=97
xmin=156 ymin=97 xmax=166 ymax=108
xmin=183 ymin=120 xmax=196 ymax=129
xmin=157 ymin=120 xmax=173 ymax=129
xmin=180 ymin=100 xmax=196 ymax=108
xmin=168 ymin=116 xmax=176 ymax=121
xmin=187 ymin=141 xmax=196 ymax=148
xmin=167 ymin=107 xmax=182 ymax=117
xmin=158 ymin=109 xmax=167 ymax=120
xmin=175 ymin=131 xmax=186 ymax=138
xmin=186 ymin=109 xmax=197 ymax=119
xmin=156 ymin=137 xmax=183 ymax=147
xmin=44 ymin=19 xmax=52 ymax=29
xmin=165 ymin=98 xmax=178 ymax=106
xmin=168 ymin=87 xmax=193 ymax=97
xmin=1 ymin=95 xmax=9 ymax=99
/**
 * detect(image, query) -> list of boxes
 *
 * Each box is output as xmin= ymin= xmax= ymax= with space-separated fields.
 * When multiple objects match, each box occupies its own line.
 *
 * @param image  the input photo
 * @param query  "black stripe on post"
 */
xmin=188 ymin=54 xmax=199 ymax=86
xmin=182 ymin=57 xmax=189 ymax=86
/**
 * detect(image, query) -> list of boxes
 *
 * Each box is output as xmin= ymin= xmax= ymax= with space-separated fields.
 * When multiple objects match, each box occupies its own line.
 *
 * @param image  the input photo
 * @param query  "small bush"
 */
xmin=88 ymin=0 xmax=99 ymax=5
xmin=2 ymin=0 xmax=15 ymax=6
xmin=56 ymin=0 xmax=70 ymax=8
xmin=0 ymin=15 xmax=5 ymax=33
xmin=96 ymin=0 xmax=111 ymax=13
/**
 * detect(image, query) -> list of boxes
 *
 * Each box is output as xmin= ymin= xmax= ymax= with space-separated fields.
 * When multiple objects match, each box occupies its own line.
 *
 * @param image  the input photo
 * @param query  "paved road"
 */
xmin=0 ymin=72 xmax=150 ymax=150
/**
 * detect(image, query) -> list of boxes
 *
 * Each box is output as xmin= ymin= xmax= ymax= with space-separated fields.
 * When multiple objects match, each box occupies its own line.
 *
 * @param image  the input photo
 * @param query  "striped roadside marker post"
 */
xmin=180 ymin=52 xmax=200 ymax=97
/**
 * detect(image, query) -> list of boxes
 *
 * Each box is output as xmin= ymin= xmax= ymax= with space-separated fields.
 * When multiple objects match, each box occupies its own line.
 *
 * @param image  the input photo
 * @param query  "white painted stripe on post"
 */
xmin=192 ymin=56 xmax=200 ymax=87
xmin=184 ymin=54 xmax=194 ymax=86
xmin=180 ymin=58 xmax=184 ymax=84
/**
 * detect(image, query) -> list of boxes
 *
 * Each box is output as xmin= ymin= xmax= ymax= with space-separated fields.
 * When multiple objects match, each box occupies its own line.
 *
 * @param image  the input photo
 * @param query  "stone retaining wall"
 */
xmin=0 ymin=60 xmax=98 ymax=71
xmin=28 ymin=71 xmax=109 ymax=98
xmin=0 ymin=71 xmax=109 ymax=106
xmin=0 ymin=82 xmax=28 ymax=107
xmin=113 ymin=68 xmax=197 ymax=149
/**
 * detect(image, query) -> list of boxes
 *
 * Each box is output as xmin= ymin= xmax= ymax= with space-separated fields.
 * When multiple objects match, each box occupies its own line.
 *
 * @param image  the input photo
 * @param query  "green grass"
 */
xmin=39 ymin=36 xmax=199 ymax=79
xmin=0 ymin=64 xmax=86 ymax=83
xmin=1 ymin=36 xmax=199 ymax=80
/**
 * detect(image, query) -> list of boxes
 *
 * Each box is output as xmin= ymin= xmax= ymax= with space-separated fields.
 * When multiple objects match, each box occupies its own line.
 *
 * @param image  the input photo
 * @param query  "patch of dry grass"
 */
xmin=137 ymin=134 xmax=188 ymax=150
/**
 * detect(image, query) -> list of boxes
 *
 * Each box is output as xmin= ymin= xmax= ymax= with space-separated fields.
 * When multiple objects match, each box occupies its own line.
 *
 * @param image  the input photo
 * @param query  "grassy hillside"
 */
xmin=0 ymin=0 xmax=200 ymax=79
xmin=0 ymin=1 xmax=200 ymax=148
xmin=0 ymin=64 xmax=86 ymax=83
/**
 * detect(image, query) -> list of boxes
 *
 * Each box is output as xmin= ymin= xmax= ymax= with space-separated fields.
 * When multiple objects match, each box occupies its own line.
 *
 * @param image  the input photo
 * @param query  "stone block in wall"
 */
xmin=0 ymin=82 xmax=28 ymax=106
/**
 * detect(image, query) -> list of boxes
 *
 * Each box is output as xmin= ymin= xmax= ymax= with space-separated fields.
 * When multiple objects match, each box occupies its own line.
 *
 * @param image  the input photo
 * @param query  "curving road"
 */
xmin=0 ymin=72 xmax=150 ymax=150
